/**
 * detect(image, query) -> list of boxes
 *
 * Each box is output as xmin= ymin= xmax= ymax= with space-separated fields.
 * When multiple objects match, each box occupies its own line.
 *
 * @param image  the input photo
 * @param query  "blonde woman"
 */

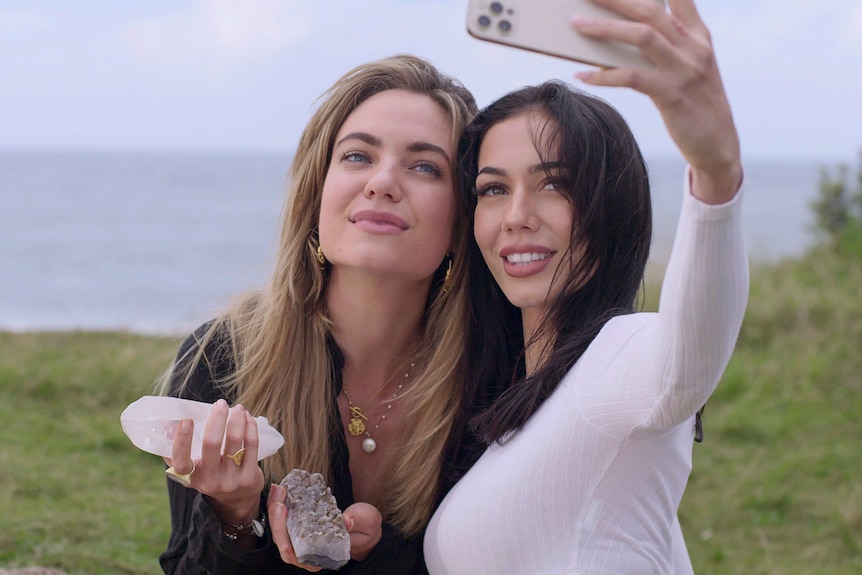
xmin=158 ymin=55 xmax=478 ymax=574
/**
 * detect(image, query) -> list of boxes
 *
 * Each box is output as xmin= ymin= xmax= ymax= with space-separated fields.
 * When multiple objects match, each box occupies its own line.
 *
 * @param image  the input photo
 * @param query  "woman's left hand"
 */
xmin=572 ymin=0 xmax=742 ymax=202
xmin=267 ymin=483 xmax=323 ymax=572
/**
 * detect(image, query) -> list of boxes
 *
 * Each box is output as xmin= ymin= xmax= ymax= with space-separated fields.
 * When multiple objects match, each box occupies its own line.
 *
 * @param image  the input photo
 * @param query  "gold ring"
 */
xmin=224 ymin=448 xmax=245 ymax=467
xmin=165 ymin=461 xmax=196 ymax=487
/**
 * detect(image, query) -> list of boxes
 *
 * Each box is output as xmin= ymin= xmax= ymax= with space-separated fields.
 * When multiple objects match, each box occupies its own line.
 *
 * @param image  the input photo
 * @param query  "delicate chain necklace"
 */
xmin=342 ymin=361 xmax=414 ymax=454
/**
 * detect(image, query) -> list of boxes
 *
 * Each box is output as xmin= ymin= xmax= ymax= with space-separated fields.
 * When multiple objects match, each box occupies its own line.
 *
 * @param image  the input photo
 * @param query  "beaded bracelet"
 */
xmin=222 ymin=514 xmax=266 ymax=540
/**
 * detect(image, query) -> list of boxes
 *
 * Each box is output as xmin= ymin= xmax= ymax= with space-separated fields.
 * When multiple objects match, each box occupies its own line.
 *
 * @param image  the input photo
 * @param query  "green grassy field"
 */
xmin=1 ymin=231 xmax=860 ymax=574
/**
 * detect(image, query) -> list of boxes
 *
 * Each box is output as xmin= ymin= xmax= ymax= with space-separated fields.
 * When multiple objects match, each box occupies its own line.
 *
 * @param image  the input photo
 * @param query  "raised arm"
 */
xmin=572 ymin=0 xmax=748 ymax=431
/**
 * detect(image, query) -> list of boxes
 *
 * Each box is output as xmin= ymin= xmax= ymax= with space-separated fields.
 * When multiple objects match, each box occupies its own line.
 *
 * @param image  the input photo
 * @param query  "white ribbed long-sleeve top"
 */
xmin=424 ymin=174 xmax=749 ymax=575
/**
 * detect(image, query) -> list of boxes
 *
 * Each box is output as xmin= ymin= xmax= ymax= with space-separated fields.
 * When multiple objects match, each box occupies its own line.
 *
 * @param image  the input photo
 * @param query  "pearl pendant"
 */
xmin=361 ymin=437 xmax=377 ymax=453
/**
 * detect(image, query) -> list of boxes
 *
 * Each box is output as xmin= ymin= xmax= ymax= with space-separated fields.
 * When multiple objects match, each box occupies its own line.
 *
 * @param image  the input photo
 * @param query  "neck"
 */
xmin=326 ymin=267 xmax=429 ymax=394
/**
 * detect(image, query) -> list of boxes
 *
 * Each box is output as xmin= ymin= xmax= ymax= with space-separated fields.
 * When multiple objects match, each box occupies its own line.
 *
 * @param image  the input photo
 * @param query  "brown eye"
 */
xmin=476 ymin=183 xmax=507 ymax=197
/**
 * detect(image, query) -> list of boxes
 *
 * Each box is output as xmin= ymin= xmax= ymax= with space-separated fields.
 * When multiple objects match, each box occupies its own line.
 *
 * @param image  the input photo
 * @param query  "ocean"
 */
xmin=0 ymin=151 xmax=823 ymax=334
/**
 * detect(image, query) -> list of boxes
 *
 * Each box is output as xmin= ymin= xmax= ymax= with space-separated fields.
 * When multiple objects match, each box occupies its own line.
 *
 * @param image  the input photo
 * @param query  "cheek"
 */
xmin=317 ymin=177 xmax=342 ymax=244
xmin=472 ymin=207 xmax=497 ymax=262
xmin=423 ymin=191 xmax=457 ymax=248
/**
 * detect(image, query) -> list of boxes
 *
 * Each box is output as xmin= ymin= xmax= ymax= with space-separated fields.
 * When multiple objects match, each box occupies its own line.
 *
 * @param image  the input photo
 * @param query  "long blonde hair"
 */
xmin=161 ymin=54 xmax=477 ymax=536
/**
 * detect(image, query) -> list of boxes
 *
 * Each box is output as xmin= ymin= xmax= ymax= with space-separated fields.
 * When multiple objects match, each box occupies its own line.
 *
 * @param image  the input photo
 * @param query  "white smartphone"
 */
xmin=466 ymin=0 xmax=662 ymax=70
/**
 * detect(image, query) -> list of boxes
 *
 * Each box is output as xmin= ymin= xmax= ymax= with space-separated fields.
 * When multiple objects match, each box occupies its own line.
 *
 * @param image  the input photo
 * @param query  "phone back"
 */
xmin=466 ymin=0 xmax=657 ymax=70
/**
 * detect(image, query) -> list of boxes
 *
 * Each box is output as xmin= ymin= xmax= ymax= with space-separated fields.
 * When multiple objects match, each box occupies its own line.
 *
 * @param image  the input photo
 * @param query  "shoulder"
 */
xmin=591 ymin=313 xmax=656 ymax=354
xmin=169 ymin=320 xmax=236 ymax=403
xmin=570 ymin=312 xmax=657 ymax=377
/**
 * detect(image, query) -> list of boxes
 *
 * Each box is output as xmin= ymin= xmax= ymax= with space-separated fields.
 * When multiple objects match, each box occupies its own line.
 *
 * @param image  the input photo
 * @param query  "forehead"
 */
xmin=335 ymin=89 xmax=454 ymax=148
xmin=478 ymin=111 xmax=558 ymax=168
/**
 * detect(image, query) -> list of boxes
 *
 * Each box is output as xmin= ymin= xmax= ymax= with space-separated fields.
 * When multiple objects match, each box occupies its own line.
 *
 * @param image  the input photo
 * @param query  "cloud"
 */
xmin=122 ymin=0 xmax=315 ymax=75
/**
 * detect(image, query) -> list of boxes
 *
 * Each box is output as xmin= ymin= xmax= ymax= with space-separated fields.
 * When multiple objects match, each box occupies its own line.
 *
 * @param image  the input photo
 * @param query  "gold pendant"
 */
xmin=348 ymin=405 xmax=367 ymax=436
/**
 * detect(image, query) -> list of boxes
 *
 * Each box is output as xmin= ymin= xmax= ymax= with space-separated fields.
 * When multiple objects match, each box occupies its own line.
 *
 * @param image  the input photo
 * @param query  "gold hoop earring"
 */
xmin=442 ymin=257 xmax=453 ymax=294
xmin=316 ymin=245 xmax=327 ymax=269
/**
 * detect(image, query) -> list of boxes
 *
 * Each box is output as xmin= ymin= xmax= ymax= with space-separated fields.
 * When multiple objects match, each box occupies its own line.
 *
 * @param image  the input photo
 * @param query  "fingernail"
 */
xmin=575 ymin=71 xmax=595 ymax=81
xmin=180 ymin=418 xmax=193 ymax=433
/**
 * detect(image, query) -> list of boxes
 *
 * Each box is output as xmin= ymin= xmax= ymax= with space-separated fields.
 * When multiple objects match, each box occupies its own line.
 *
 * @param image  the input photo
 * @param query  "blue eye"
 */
xmin=341 ymin=151 xmax=370 ymax=163
xmin=414 ymin=161 xmax=442 ymax=177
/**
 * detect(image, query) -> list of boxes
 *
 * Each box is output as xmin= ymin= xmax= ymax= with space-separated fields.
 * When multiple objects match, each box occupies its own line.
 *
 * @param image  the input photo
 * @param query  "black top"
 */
xmin=159 ymin=325 xmax=488 ymax=575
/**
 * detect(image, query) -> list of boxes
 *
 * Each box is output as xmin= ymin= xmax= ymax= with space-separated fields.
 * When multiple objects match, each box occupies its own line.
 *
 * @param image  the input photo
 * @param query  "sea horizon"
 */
xmin=1 ymin=150 xmax=834 ymax=335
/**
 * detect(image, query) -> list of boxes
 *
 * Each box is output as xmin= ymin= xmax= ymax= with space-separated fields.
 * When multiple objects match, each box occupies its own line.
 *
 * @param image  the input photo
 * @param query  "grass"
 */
xmin=674 ymin=227 xmax=862 ymax=574
xmin=0 ymin=333 xmax=179 ymax=575
xmin=1 ymin=231 xmax=860 ymax=574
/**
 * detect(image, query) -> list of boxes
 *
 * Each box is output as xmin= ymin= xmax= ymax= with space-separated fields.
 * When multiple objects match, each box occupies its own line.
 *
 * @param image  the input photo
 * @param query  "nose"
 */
xmin=502 ymin=189 xmax=538 ymax=232
xmin=363 ymin=162 xmax=402 ymax=201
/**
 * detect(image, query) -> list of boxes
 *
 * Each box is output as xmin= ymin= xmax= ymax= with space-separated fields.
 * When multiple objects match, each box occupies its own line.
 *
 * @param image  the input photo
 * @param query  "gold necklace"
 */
xmin=342 ymin=361 xmax=414 ymax=454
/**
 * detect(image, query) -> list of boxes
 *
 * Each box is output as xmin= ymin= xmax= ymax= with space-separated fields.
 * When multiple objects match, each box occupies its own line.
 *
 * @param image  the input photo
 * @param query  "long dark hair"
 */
xmin=461 ymin=81 xmax=652 ymax=443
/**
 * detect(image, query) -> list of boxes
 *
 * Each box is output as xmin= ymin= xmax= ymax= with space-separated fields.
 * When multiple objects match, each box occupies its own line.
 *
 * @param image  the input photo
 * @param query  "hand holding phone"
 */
xmin=466 ymin=0 xmax=664 ymax=70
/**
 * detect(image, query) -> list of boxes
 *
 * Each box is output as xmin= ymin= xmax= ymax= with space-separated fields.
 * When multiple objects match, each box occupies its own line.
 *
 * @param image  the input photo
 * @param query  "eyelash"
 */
xmin=341 ymin=151 xmax=370 ymax=164
xmin=475 ymin=183 xmax=506 ymax=197
xmin=340 ymin=152 xmax=443 ymax=178
xmin=475 ymin=178 xmax=561 ymax=197
xmin=413 ymin=161 xmax=443 ymax=177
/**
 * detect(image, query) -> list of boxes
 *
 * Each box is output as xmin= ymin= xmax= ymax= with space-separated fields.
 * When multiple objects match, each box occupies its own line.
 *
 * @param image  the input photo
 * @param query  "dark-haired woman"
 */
xmin=424 ymin=0 xmax=748 ymax=573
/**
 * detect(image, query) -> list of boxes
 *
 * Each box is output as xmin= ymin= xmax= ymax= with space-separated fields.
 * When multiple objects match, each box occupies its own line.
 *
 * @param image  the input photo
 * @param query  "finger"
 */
xmin=575 ymin=64 xmax=662 ymax=96
xmin=268 ymin=485 xmax=300 ymax=563
xmin=571 ymin=15 xmax=677 ymax=68
xmin=201 ymin=399 xmax=229 ymax=463
xmin=243 ymin=411 xmax=260 ymax=467
xmin=666 ymin=0 xmax=705 ymax=29
xmin=341 ymin=502 xmax=382 ymax=562
xmin=588 ymin=0 xmax=678 ymax=40
xmin=223 ymin=404 xmax=247 ymax=465
xmin=169 ymin=418 xmax=195 ymax=474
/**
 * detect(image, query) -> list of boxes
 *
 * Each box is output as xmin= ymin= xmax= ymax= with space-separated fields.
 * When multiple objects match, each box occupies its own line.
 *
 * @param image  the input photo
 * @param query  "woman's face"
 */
xmin=473 ymin=111 xmax=573 ymax=318
xmin=319 ymin=89 xmax=456 ymax=282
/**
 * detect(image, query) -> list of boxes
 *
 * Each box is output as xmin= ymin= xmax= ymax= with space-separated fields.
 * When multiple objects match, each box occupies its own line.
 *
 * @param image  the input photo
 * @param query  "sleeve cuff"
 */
xmin=682 ymin=164 xmax=745 ymax=222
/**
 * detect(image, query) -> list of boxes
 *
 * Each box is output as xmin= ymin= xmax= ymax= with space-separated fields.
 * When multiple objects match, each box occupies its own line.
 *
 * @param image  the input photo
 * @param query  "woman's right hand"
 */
xmin=164 ymin=398 xmax=265 ymax=528
xmin=341 ymin=502 xmax=383 ymax=561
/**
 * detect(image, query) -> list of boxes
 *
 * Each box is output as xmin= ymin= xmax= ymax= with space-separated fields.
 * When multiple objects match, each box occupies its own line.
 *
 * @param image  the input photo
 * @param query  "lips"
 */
xmin=350 ymin=209 xmax=409 ymax=233
xmin=499 ymin=245 xmax=555 ymax=277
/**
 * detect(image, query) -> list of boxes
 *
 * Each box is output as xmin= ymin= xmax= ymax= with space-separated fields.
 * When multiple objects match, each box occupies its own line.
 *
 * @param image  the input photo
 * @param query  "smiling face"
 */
xmin=473 ymin=111 xmax=574 ymax=324
xmin=318 ymin=89 xmax=456 ymax=282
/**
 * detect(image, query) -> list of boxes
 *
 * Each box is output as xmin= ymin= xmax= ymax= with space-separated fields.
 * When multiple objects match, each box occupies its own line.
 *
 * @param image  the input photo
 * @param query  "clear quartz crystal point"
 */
xmin=120 ymin=395 xmax=284 ymax=460
xmin=281 ymin=469 xmax=351 ymax=569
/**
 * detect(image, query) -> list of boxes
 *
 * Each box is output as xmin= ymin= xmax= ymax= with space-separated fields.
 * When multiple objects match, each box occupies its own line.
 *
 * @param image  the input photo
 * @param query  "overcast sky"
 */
xmin=2 ymin=0 xmax=861 ymax=162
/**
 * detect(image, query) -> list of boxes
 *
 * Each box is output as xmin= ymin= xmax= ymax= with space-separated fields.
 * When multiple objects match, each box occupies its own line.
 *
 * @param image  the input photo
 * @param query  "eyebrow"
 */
xmin=477 ymin=161 xmax=566 ymax=178
xmin=334 ymin=132 xmax=451 ymax=165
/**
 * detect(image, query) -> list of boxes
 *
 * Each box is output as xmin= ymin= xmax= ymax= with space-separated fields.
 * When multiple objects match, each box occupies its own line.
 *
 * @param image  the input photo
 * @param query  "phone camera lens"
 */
xmin=498 ymin=19 xmax=512 ymax=32
xmin=478 ymin=15 xmax=491 ymax=27
xmin=490 ymin=2 xmax=504 ymax=13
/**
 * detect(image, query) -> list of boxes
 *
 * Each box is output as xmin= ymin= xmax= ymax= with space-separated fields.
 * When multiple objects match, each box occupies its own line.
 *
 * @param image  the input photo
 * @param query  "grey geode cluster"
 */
xmin=280 ymin=469 xmax=351 ymax=569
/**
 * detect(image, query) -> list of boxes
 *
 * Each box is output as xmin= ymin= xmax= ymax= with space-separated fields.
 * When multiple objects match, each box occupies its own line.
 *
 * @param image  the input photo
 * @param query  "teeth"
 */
xmin=506 ymin=252 xmax=549 ymax=264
